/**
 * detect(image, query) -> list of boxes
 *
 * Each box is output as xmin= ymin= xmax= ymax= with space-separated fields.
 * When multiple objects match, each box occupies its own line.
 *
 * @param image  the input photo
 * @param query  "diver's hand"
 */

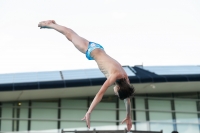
xmin=121 ymin=117 xmax=132 ymax=131
xmin=81 ymin=112 xmax=91 ymax=129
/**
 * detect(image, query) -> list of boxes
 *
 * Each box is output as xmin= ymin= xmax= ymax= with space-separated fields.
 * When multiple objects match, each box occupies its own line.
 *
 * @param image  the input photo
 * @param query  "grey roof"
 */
xmin=0 ymin=71 xmax=62 ymax=84
xmin=142 ymin=66 xmax=200 ymax=75
xmin=0 ymin=66 xmax=135 ymax=84
xmin=1 ymin=65 xmax=200 ymax=85
xmin=62 ymin=66 xmax=136 ymax=80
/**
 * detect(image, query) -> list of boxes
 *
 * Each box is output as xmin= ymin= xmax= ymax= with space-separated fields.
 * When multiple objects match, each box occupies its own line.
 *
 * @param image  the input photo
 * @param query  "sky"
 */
xmin=0 ymin=0 xmax=200 ymax=74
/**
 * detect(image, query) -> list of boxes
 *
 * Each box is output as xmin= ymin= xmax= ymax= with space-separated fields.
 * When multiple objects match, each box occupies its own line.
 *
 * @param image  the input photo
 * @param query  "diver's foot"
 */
xmin=38 ymin=20 xmax=56 ymax=29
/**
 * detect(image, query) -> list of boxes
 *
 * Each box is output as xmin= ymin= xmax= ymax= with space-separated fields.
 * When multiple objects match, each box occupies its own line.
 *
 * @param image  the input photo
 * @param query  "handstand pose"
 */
xmin=38 ymin=20 xmax=134 ymax=131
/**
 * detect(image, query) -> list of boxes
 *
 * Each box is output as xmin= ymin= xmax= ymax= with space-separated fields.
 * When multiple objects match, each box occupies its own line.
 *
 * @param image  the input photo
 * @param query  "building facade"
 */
xmin=0 ymin=66 xmax=200 ymax=133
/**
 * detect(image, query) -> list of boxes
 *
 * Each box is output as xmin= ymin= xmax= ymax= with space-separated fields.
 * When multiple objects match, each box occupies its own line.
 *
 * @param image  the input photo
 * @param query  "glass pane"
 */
xmin=31 ymin=102 xmax=58 ymax=119
xmin=38 ymin=71 xmax=61 ymax=81
xmin=175 ymin=100 xmax=198 ymax=124
xmin=175 ymin=100 xmax=197 ymax=112
xmin=0 ymin=74 xmax=13 ymax=84
xmin=14 ymin=72 xmax=37 ymax=83
xmin=149 ymin=112 xmax=172 ymax=122
xmin=19 ymin=102 xmax=29 ymax=131
xmin=61 ymin=110 xmax=85 ymax=120
xmin=1 ymin=103 xmax=13 ymax=131
xmin=148 ymin=99 xmax=171 ymax=111
xmin=148 ymin=99 xmax=172 ymax=129
xmin=92 ymin=96 xmax=116 ymax=109
xmin=19 ymin=102 xmax=29 ymax=118
xmin=136 ymin=122 xmax=148 ymax=131
xmin=61 ymin=98 xmax=87 ymax=129
xmin=1 ymin=120 xmax=12 ymax=131
xmin=150 ymin=123 xmax=173 ymax=133
xmin=135 ymin=98 xmax=148 ymax=131
xmin=31 ymin=101 xmax=58 ymax=130
xmin=135 ymin=98 xmax=146 ymax=122
xmin=62 ymin=69 xmax=87 ymax=80
xmin=19 ymin=121 xmax=28 ymax=131
xmin=177 ymin=124 xmax=199 ymax=133
xmin=84 ymin=69 xmax=105 ymax=78
xmin=176 ymin=113 xmax=198 ymax=123
xmin=92 ymin=110 xmax=116 ymax=121
xmin=62 ymin=68 xmax=106 ymax=80
xmin=135 ymin=98 xmax=145 ymax=110
xmin=123 ymin=67 xmax=135 ymax=76
xmin=136 ymin=111 xmax=146 ymax=121
xmin=143 ymin=66 xmax=200 ymax=75
xmin=2 ymin=103 xmax=13 ymax=118
xmin=91 ymin=102 xmax=115 ymax=121
xmin=31 ymin=121 xmax=57 ymax=130
xmin=89 ymin=97 xmax=116 ymax=127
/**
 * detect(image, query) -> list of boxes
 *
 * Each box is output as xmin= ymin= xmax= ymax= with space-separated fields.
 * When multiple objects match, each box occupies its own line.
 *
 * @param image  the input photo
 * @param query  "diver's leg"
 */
xmin=38 ymin=20 xmax=89 ymax=54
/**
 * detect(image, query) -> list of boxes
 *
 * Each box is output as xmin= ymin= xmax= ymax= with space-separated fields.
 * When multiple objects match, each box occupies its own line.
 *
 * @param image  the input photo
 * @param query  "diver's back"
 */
xmin=91 ymin=49 xmax=126 ymax=78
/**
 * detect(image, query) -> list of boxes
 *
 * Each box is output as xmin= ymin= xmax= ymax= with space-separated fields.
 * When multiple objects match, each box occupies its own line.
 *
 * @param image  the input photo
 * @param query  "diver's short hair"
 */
xmin=116 ymin=78 xmax=134 ymax=100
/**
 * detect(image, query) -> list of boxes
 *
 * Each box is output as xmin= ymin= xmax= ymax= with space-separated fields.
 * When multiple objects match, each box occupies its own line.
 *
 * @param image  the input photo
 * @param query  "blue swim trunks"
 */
xmin=86 ymin=42 xmax=104 ymax=60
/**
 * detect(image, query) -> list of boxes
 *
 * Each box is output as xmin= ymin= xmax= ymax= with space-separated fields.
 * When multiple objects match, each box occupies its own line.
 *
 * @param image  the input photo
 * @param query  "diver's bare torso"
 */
xmin=90 ymin=49 xmax=127 ymax=79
